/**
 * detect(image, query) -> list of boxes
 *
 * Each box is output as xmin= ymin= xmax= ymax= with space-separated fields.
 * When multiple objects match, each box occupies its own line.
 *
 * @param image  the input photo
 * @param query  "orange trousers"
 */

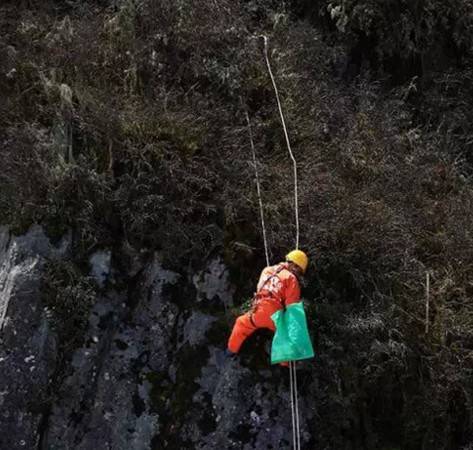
xmin=227 ymin=303 xmax=277 ymax=353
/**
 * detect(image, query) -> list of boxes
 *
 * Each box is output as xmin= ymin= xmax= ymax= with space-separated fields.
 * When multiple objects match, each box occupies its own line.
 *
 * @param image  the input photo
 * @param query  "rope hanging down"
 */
xmin=259 ymin=35 xmax=302 ymax=450
xmin=245 ymin=112 xmax=301 ymax=449
xmin=262 ymin=35 xmax=300 ymax=250
xmin=245 ymin=110 xmax=270 ymax=267
xmin=289 ymin=360 xmax=298 ymax=450
xmin=291 ymin=360 xmax=301 ymax=450
xmin=244 ymin=35 xmax=303 ymax=450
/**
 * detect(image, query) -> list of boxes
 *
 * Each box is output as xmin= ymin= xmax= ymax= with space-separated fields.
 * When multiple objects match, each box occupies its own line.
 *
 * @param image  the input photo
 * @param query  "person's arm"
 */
xmin=284 ymin=274 xmax=301 ymax=306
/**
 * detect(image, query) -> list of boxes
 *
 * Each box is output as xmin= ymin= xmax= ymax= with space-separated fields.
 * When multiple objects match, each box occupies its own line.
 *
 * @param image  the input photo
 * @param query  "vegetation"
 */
xmin=1 ymin=0 xmax=473 ymax=448
xmin=42 ymin=259 xmax=96 ymax=360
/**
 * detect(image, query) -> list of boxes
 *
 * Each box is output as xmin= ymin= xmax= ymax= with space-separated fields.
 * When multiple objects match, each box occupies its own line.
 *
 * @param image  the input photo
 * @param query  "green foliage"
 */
xmin=322 ymin=0 xmax=473 ymax=65
xmin=42 ymin=260 xmax=96 ymax=356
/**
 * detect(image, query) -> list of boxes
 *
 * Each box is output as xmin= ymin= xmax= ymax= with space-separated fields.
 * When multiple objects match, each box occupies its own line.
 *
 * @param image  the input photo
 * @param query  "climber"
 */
xmin=225 ymin=249 xmax=309 ymax=360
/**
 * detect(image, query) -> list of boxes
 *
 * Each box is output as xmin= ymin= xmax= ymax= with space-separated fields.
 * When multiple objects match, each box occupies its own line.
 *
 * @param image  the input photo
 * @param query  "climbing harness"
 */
xmin=249 ymin=264 xmax=287 ymax=327
xmin=244 ymin=35 xmax=302 ymax=450
xmin=254 ymin=265 xmax=286 ymax=305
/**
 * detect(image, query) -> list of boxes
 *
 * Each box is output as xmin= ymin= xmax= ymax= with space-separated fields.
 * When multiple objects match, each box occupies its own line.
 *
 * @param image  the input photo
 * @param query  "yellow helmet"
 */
xmin=286 ymin=249 xmax=309 ymax=273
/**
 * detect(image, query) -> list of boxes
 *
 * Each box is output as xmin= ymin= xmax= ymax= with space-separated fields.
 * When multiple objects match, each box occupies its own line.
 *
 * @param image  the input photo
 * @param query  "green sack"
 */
xmin=270 ymin=302 xmax=315 ymax=364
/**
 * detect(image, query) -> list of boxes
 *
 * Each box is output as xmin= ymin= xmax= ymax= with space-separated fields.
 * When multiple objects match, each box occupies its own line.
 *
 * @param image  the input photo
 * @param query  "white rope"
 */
xmin=245 ymin=36 xmax=302 ymax=449
xmin=245 ymin=108 xmax=301 ymax=447
xmin=245 ymin=109 xmax=301 ymax=448
xmin=425 ymin=271 xmax=430 ymax=335
xmin=262 ymin=35 xmax=300 ymax=250
xmin=292 ymin=361 xmax=301 ymax=450
xmin=261 ymin=35 xmax=302 ymax=450
xmin=245 ymin=110 xmax=270 ymax=267
xmin=289 ymin=361 xmax=298 ymax=450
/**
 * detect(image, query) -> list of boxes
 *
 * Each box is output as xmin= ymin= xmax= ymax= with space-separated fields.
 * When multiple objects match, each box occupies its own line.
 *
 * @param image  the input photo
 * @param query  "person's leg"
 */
xmin=253 ymin=310 xmax=275 ymax=331
xmin=253 ymin=308 xmax=289 ymax=367
xmin=227 ymin=313 xmax=257 ymax=354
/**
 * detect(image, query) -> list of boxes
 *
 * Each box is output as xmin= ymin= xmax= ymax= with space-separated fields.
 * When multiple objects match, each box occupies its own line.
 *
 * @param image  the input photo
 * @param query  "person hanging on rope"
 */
xmin=224 ymin=250 xmax=309 ymax=361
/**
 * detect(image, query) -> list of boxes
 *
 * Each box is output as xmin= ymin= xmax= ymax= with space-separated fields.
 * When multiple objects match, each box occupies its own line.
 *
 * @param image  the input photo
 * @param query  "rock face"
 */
xmin=43 ymin=255 xmax=180 ymax=450
xmin=0 ymin=230 xmax=314 ymax=450
xmin=193 ymin=257 xmax=235 ymax=311
xmin=88 ymin=250 xmax=112 ymax=288
xmin=0 ymin=226 xmax=61 ymax=450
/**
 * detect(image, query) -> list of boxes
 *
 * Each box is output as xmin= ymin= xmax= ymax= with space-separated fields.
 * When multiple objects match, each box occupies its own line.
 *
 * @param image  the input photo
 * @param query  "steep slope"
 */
xmin=1 ymin=1 xmax=473 ymax=449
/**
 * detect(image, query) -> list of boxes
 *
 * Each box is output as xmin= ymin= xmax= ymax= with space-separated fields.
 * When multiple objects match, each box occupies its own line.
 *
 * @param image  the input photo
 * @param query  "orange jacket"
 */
xmin=253 ymin=262 xmax=301 ymax=317
xmin=227 ymin=262 xmax=302 ymax=354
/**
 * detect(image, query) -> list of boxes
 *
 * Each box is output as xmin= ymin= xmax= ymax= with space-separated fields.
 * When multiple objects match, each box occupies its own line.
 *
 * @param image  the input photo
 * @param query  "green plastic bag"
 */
xmin=270 ymin=302 xmax=315 ymax=364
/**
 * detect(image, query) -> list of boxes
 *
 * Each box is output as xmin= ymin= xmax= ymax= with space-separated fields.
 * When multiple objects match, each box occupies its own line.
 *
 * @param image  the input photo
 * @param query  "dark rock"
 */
xmin=192 ymin=257 xmax=235 ymax=310
xmin=43 ymin=254 xmax=179 ymax=450
xmin=0 ymin=226 xmax=61 ymax=450
xmin=1 ymin=229 xmax=317 ymax=450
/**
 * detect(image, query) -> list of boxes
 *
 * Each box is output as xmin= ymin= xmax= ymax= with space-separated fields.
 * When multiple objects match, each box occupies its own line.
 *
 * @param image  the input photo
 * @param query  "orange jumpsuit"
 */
xmin=227 ymin=262 xmax=301 ymax=354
